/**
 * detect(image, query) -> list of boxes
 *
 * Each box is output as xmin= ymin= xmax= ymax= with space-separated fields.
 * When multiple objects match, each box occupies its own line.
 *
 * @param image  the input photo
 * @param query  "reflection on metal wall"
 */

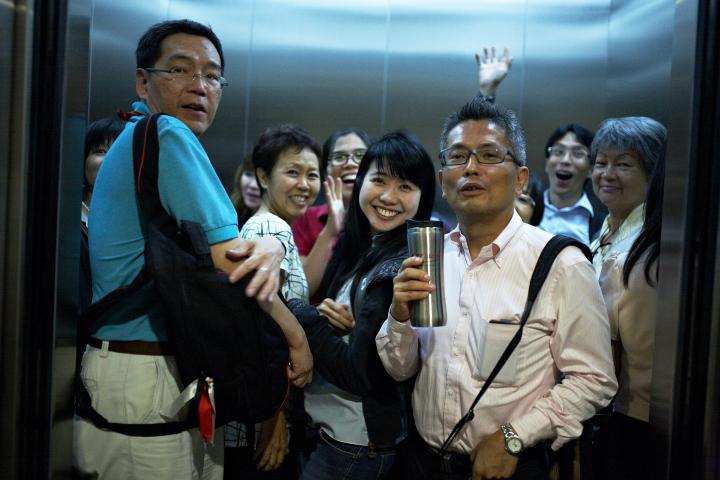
xmin=88 ymin=0 xmax=673 ymax=218
xmin=0 ymin=0 xmax=33 ymax=476
xmin=90 ymin=0 xmax=673 ymax=218
xmin=606 ymin=0 xmax=673 ymax=122
xmin=86 ymin=1 xmax=608 ymax=186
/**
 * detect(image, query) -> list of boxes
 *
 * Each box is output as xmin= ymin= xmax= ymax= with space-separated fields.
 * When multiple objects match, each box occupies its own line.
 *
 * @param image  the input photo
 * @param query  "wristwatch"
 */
xmin=500 ymin=423 xmax=523 ymax=456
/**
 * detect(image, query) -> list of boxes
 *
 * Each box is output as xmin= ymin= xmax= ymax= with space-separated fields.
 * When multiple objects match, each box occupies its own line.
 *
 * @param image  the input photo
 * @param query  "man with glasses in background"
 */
xmin=539 ymin=124 xmax=607 ymax=245
xmin=75 ymin=19 xmax=312 ymax=479
xmin=377 ymin=95 xmax=616 ymax=479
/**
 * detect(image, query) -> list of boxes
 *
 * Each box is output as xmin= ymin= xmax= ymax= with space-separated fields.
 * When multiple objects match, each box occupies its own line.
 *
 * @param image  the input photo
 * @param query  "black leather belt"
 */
xmin=427 ymin=445 xmax=472 ymax=474
xmin=89 ymin=337 xmax=173 ymax=356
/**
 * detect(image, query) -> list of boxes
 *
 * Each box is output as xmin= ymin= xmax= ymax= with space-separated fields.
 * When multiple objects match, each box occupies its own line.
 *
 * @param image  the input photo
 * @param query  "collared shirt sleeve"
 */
xmin=375 ymin=312 xmax=421 ymax=382
xmin=510 ymin=256 xmax=618 ymax=450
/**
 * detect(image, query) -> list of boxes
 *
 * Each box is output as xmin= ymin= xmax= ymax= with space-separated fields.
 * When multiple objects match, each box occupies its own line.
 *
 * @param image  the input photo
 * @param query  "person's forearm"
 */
xmin=479 ymin=83 xmax=498 ymax=96
xmin=263 ymin=298 xmax=307 ymax=348
xmin=301 ymin=227 xmax=336 ymax=297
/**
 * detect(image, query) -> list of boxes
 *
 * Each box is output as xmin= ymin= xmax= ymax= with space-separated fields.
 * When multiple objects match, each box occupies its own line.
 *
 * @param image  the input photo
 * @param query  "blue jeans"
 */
xmin=300 ymin=430 xmax=395 ymax=480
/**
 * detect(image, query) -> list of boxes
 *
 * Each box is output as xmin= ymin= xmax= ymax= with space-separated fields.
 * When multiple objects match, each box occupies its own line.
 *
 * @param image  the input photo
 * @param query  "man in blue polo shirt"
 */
xmin=75 ymin=20 xmax=311 ymax=479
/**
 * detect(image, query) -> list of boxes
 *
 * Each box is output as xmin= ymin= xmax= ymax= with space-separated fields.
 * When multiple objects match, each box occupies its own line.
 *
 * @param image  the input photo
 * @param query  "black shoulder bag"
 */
xmin=438 ymin=235 xmax=591 ymax=455
xmin=75 ymin=113 xmax=290 ymax=438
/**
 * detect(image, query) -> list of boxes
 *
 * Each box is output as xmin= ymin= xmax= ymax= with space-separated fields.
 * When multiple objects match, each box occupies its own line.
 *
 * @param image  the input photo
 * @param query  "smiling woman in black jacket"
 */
xmin=288 ymin=130 xmax=436 ymax=480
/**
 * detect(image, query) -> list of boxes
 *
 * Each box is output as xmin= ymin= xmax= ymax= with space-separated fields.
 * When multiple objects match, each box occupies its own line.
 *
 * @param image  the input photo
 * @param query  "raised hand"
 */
xmin=475 ymin=47 xmax=513 ymax=96
xmin=324 ymin=175 xmax=346 ymax=237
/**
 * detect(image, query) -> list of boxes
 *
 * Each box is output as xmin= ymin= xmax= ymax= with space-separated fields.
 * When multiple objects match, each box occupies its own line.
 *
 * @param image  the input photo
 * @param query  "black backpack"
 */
xmin=75 ymin=113 xmax=289 ymax=437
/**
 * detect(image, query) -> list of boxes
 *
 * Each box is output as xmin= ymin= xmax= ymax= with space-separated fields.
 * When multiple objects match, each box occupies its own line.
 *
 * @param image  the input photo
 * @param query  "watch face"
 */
xmin=507 ymin=437 xmax=523 ymax=454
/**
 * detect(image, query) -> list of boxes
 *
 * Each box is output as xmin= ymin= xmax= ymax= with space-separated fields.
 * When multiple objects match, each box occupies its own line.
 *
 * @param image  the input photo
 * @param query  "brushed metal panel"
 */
xmin=246 ymin=0 xmax=388 ymax=167
xmin=384 ymin=1 xmax=525 ymax=222
xmin=56 ymin=0 xmax=91 ymax=340
xmin=168 ymin=0 xmax=254 ymax=185
xmin=52 ymin=2 xmax=92 ymax=475
xmin=0 ymin=1 xmax=32 ymax=476
xmin=88 ymin=0 xmax=170 ymax=120
xmin=0 ymin=0 xmax=13 ymax=306
xmin=523 ymin=0 xmax=609 ymax=170
xmin=652 ymin=0 xmax=697 ymax=477
xmin=606 ymin=0 xmax=674 ymax=122
xmin=385 ymin=0 xmax=525 ymax=156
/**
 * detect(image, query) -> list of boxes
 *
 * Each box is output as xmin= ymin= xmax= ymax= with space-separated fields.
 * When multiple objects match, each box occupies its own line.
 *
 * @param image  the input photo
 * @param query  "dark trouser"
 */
xmin=591 ymin=413 xmax=651 ymax=480
xmin=395 ymin=428 xmax=549 ymax=480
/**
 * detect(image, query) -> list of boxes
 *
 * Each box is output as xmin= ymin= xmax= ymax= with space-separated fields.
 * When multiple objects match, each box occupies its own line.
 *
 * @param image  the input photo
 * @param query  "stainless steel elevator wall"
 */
xmin=88 ymin=0 xmax=673 ymax=218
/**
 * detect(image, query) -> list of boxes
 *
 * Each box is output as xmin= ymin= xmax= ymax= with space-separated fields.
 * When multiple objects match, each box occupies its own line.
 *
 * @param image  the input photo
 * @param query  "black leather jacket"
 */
xmin=288 ymin=252 xmax=411 ymax=449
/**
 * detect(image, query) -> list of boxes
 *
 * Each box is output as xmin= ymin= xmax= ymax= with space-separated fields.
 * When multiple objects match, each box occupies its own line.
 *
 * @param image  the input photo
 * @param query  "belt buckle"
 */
xmin=440 ymin=452 xmax=453 ymax=473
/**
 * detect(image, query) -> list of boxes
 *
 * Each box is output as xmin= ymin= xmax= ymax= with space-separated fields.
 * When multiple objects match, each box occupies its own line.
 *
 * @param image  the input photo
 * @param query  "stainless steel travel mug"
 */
xmin=406 ymin=220 xmax=447 ymax=327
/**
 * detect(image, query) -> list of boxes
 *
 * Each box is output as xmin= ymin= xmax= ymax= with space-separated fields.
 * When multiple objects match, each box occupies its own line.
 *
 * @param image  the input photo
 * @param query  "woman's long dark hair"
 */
xmin=321 ymin=131 xmax=437 ymax=300
xmin=623 ymin=134 xmax=666 ymax=288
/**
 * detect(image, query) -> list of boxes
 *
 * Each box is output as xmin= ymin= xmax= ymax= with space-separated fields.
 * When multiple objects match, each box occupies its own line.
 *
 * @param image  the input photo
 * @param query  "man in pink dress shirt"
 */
xmin=376 ymin=95 xmax=617 ymax=480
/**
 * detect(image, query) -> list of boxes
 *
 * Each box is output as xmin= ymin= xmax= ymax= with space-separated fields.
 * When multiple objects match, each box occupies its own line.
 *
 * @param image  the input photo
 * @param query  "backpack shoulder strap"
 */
xmin=132 ymin=113 xmax=176 ymax=238
xmin=521 ymin=235 xmax=591 ymax=324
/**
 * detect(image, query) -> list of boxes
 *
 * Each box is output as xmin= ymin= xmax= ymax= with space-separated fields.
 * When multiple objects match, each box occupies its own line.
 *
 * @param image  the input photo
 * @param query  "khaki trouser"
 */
xmin=73 ymin=344 xmax=223 ymax=479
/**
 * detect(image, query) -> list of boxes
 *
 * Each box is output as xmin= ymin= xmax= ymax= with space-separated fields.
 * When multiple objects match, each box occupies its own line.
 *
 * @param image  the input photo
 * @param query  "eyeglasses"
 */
xmin=439 ymin=144 xmax=517 ymax=167
xmin=547 ymin=145 xmax=589 ymax=161
xmin=330 ymin=150 xmax=366 ymax=166
xmin=143 ymin=67 xmax=229 ymax=91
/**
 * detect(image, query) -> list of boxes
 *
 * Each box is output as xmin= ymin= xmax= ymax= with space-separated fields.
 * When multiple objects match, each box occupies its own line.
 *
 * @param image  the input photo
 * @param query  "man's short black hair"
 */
xmin=544 ymin=124 xmax=594 ymax=159
xmin=136 ymin=19 xmax=225 ymax=74
xmin=440 ymin=94 xmax=527 ymax=166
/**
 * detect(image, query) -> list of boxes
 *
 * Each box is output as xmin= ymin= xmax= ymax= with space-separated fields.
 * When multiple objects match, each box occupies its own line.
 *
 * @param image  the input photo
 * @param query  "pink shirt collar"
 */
xmin=448 ymin=211 xmax=524 ymax=268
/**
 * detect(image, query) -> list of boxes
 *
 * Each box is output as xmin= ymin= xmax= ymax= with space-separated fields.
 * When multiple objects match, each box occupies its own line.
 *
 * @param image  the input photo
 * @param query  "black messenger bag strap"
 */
xmin=75 ymin=113 xmax=194 ymax=437
xmin=132 ymin=113 xmax=178 ymax=237
xmin=438 ymin=235 xmax=591 ymax=454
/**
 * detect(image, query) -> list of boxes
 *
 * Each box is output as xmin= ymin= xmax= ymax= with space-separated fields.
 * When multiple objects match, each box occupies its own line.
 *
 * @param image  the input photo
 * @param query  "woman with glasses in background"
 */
xmin=292 ymin=128 xmax=372 ymax=301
